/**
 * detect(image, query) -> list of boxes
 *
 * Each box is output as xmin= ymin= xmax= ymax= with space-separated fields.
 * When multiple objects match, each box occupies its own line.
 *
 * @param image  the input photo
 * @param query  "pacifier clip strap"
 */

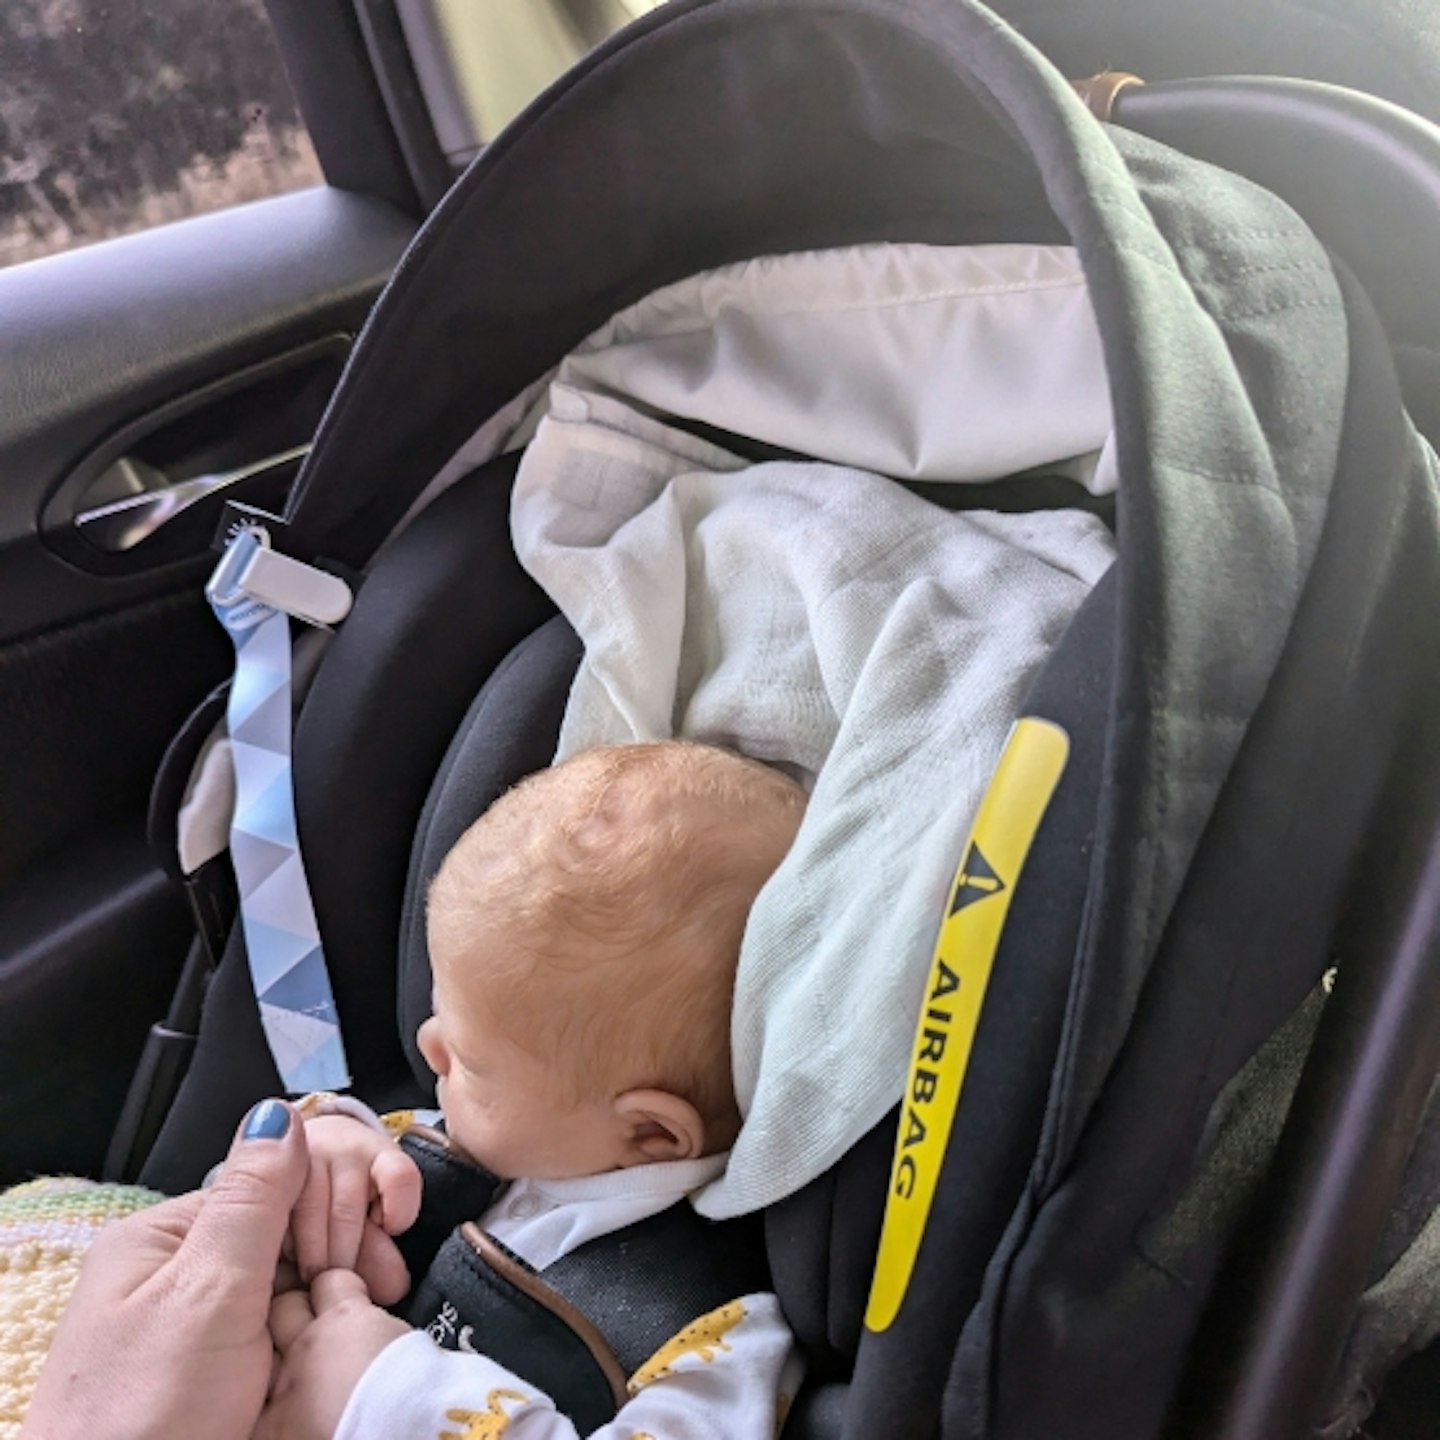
xmin=207 ymin=525 xmax=353 ymax=1093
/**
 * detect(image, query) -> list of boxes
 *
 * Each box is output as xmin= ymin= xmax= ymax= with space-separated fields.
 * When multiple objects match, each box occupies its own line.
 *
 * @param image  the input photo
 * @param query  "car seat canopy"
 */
xmin=284 ymin=0 xmax=1353 ymax=1171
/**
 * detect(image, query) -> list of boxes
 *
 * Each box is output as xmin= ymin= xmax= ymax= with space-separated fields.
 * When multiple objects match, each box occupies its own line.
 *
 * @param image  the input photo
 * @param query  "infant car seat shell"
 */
xmin=137 ymin=2 xmax=1440 ymax=1437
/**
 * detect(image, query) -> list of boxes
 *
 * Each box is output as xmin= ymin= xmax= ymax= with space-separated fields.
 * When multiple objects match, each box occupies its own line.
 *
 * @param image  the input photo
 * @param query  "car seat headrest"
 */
xmin=397 ymin=614 xmax=584 ymax=1090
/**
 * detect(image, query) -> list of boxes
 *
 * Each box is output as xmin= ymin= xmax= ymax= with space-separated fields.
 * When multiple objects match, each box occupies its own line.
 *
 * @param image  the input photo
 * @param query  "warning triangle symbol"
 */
xmin=950 ymin=842 xmax=1007 ymax=914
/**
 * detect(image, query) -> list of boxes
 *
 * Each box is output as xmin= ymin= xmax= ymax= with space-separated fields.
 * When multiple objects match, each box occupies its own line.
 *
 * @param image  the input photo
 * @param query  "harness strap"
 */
xmin=407 ymin=1202 xmax=771 ymax=1432
xmin=206 ymin=525 xmax=352 ymax=1093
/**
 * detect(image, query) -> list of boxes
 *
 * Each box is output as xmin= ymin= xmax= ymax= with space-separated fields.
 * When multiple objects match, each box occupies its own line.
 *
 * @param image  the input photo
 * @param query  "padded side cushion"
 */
xmin=408 ymin=1222 xmax=625 ymax=1434
xmin=397 ymin=614 xmax=583 ymax=1085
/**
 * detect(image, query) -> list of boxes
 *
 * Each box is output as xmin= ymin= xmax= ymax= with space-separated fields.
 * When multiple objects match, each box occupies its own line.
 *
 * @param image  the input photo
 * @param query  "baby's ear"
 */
xmin=613 ymin=1089 xmax=705 ymax=1164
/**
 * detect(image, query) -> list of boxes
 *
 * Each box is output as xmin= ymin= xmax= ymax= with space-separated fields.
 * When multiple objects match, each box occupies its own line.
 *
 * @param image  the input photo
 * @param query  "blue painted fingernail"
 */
xmin=242 ymin=1099 xmax=291 ymax=1140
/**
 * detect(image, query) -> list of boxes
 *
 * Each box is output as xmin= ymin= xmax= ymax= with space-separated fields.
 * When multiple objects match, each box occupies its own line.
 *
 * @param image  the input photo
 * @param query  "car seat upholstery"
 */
xmin=396 ymin=611 xmax=583 ymax=1090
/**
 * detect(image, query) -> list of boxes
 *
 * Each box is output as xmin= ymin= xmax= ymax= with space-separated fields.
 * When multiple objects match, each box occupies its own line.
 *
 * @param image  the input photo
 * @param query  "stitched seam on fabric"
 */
xmin=1201 ymin=259 xmax=1333 ymax=283
xmin=1132 ymin=913 xmax=1289 ymax=1263
xmin=1104 ymin=234 xmax=1315 ymax=278
xmin=1196 ymin=227 xmax=1313 ymax=243
xmin=1157 ymin=709 xmax=1249 ymax=729
xmin=1132 ymin=1234 xmax=1194 ymax=1288
xmin=1109 ymin=259 xmax=1341 ymax=328
xmin=1155 ymin=460 xmax=1278 ymax=489
xmin=1085 ymin=236 xmax=1175 ymax=273
xmin=1141 ymin=711 xmax=1170 ymax=1006
xmin=1220 ymin=295 xmax=1344 ymax=323
xmin=750 ymin=274 xmax=1092 ymax=317
xmin=1039 ymin=838 xmax=1109 ymax=1185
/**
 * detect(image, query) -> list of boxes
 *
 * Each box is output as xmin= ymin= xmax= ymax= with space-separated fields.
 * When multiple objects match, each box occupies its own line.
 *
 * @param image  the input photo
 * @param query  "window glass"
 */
xmin=1 ymin=0 xmax=323 ymax=270
xmin=410 ymin=0 xmax=668 ymax=164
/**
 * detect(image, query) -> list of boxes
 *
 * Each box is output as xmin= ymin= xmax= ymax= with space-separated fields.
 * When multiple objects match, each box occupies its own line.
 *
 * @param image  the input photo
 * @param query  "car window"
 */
xmin=403 ymin=0 xmax=669 ymax=168
xmin=1 ymin=0 xmax=322 ymax=270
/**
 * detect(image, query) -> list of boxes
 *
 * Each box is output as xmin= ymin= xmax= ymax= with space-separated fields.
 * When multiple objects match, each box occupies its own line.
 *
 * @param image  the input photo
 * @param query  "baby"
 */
xmin=261 ymin=740 xmax=807 ymax=1440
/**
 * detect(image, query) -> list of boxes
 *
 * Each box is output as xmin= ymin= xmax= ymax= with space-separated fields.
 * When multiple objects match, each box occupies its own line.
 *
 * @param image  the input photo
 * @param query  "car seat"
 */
xmin=114 ymin=2 xmax=1440 ymax=1436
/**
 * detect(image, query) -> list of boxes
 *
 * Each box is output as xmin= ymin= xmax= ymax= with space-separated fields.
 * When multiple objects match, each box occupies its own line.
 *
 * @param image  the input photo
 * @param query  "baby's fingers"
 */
xmin=325 ymin=1158 xmax=373 ymax=1277
xmin=354 ymin=1221 xmax=410 ymax=1307
xmin=288 ymin=1162 xmax=332 ymax=1284
xmin=372 ymin=1147 xmax=423 ymax=1236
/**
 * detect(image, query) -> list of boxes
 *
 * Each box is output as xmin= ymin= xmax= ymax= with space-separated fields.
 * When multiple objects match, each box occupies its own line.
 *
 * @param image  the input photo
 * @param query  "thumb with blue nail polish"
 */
xmin=242 ymin=1096 xmax=293 ymax=1140
xmin=21 ymin=1096 xmax=310 ymax=1440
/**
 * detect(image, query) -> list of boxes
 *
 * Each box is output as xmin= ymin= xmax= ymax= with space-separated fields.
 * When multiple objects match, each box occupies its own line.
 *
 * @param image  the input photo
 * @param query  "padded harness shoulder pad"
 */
xmin=405 ymin=1189 xmax=771 ymax=1430
xmin=393 ymin=1124 xmax=506 ymax=1297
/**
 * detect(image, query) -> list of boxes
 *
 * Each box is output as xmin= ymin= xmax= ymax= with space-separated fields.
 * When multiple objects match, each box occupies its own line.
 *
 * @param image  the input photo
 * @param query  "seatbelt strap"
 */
xmin=206 ymin=524 xmax=354 ymax=1093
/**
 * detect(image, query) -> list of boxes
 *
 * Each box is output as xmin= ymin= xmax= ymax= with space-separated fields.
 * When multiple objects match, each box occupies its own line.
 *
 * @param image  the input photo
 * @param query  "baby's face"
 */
xmin=416 ymin=964 xmax=626 ymax=1181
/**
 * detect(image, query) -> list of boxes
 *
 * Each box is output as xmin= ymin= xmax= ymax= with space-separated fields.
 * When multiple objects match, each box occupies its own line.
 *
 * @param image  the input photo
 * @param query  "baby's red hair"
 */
xmin=427 ymin=741 xmax=806 ymax=1138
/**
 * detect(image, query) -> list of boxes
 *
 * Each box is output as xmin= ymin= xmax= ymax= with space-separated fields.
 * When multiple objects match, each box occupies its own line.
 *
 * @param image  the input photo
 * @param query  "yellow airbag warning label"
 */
xmin=865 ymin=718 xmax=1069 ymax=1333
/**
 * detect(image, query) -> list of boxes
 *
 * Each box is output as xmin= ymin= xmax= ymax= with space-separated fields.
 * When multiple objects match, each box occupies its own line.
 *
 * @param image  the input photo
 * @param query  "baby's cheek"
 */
xmin=440 ymin=1094 xmax=481 ymax=1151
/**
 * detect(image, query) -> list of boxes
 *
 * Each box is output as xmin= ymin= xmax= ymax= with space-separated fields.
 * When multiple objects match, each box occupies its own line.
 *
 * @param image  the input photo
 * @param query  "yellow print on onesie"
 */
xmin=438 ymin=1389 xmax=530 ymax=1440
xmin=627 ymin=1299 xmax=747 ymax=1393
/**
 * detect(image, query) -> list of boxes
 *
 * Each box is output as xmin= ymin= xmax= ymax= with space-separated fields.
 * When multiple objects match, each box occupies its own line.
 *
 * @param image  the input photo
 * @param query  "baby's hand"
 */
xmin=290 ymin=1115 xmax=422 ymax=1301
xmin=256 ymin=1270 xmax=410 ymax=1440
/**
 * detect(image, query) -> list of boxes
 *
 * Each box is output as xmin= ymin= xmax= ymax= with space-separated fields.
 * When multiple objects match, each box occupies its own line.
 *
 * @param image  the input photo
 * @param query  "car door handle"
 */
xmin=73 ymin=444 xmax=310 ymax=553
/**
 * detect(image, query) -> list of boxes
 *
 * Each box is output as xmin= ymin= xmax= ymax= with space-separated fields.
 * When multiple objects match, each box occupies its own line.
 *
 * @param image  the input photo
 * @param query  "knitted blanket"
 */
xmin=0 ymin=1177 xmax=161 ymax=1439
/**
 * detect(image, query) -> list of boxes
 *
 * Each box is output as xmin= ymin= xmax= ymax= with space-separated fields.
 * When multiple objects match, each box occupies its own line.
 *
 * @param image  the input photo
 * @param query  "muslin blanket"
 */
xmin=508 ymin=243 xmax=1119 ymax=1217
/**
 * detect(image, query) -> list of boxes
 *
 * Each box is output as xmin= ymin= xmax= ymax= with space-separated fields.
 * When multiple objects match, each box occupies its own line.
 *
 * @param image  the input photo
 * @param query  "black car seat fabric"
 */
xmin=396 ymin=613 xmax=583 ymax=1089
xmin=963 ymin=267 xmax=1440 ymax=1440
xmin=141 ymin=456 xmax=560 ymax=1190
xmin=390 ymin=1124 xmax=771 ymax=1434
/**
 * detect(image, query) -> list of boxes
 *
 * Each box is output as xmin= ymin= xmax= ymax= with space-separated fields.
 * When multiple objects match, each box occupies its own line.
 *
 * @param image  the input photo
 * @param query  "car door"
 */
xmin=0 ymin=0 xmax=666 ymax=1189
xmin=0 ymin=1 xmax=435 ymax=1186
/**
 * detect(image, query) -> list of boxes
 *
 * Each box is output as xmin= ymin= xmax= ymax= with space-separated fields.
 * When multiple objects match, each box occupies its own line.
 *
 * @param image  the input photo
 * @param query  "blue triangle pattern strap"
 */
xmin=210 ymin=588 xmax=351 ymax=1094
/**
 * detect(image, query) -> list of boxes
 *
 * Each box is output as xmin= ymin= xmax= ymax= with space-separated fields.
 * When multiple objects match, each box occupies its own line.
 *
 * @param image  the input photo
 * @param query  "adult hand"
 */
xmin=19 ymin=1099 xmax=307 ymax=1440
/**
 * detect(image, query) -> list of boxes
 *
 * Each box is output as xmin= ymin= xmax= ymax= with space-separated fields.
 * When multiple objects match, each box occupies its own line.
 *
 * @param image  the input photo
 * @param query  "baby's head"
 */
xmin=419 ymin=741 xmax=806 ymax=1180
